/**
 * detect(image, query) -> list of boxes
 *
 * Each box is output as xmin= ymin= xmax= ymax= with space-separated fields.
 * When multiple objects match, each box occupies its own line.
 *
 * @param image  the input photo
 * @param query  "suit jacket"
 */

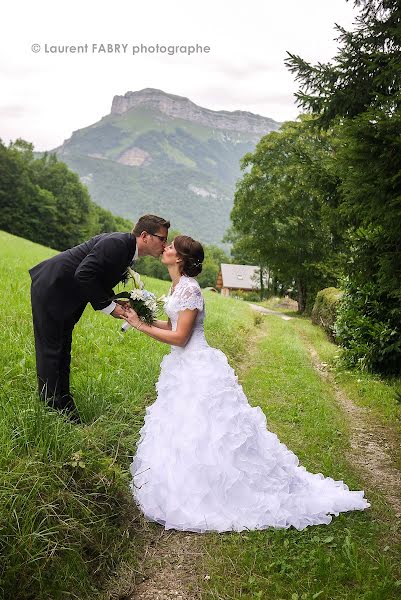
xmin=29 ymin=232 xmax=137 ymax=320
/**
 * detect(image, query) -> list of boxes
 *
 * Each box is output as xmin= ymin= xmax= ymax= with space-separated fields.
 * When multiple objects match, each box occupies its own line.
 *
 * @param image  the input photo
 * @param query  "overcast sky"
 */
xmin=1 ymin=0 xmax=358 ymax=151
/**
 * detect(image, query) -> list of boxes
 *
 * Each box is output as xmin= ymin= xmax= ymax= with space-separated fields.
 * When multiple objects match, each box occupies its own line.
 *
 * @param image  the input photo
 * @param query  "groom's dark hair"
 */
xmin=133 ymin=214 xmax=170 ymax=237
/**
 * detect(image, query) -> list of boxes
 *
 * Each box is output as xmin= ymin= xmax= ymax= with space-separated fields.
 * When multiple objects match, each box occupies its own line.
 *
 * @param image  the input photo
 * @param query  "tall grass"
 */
xmin=0 ymin=231 xmax=254 ymax=599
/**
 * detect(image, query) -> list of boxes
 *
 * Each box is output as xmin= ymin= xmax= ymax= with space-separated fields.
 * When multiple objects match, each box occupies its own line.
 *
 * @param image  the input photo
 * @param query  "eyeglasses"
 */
xmin=148 ymin=232 xmax=168 ymax=243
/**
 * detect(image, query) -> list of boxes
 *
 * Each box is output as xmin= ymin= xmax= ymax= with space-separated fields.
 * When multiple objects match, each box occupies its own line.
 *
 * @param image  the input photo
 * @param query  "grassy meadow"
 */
xmin=1 ymin=229 xmax=401 ymax=600
xmin=0 ymin=230 xmax=254 ymax=599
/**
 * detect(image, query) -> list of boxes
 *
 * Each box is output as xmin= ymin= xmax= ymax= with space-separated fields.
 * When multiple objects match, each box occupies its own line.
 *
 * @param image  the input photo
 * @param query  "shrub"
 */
xmin=335 ymin=279 xmax=401 ymax=374
xmin=311 ymin=287 xmax=342 ymax=340
xmin=233 ymin=289 xmax=261 ymax=302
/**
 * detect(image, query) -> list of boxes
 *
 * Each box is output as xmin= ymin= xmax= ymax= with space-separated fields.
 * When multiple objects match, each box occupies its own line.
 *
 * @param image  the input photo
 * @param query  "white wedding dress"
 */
xmin=130 ymin=276 xmax=369 ymax=532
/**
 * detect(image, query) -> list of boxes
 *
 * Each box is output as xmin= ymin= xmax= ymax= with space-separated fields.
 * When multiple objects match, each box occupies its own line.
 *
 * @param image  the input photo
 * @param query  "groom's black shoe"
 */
xmin=46 ymin=394 xmax=82 ymax=424
xmin=61 ymin=397 xmax=82 ymax=425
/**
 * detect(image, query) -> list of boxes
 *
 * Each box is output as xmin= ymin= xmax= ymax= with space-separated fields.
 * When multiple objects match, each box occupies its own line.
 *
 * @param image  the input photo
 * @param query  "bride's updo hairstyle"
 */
xmin=174 ymin=235 xmax=204 ymax=277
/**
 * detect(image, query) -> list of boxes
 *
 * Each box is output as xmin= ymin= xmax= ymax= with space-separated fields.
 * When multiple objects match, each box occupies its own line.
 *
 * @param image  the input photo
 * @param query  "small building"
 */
xmin=216 ymin=263 xmax=267 ymax=297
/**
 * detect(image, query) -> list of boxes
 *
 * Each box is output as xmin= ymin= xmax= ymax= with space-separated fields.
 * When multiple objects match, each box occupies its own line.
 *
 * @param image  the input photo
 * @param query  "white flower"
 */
xmin=130 ymin=289 xmax=144 ymax=301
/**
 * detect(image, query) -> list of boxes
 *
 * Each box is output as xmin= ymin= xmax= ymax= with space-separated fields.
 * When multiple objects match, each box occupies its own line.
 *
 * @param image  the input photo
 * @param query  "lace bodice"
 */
xmin=164 ymin=276 xmax=208 ymax=352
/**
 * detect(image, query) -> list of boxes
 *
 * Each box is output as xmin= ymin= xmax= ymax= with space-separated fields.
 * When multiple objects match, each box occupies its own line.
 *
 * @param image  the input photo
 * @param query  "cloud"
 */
xmin=1 ymin=0 xmax=358 ymax=148
xmin=0 ymin=104 xmax=27 ymax=119
xmin=209 ymin=60 xmax=282 ymax=79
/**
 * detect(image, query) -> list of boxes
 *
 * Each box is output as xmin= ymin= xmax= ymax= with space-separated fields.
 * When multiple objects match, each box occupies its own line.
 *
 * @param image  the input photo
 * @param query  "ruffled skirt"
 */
xmin=130 ymin=346 xmax=369 ymax=532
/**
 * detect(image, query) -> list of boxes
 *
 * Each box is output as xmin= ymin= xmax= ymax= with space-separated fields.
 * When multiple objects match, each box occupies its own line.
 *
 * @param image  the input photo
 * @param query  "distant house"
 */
xmin=216 ymin=263 xmax=267 ymax=296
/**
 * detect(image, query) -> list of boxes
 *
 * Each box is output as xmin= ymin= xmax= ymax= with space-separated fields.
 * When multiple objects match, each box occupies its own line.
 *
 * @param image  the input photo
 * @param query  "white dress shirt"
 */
xmin=101 ymin=245 xmax=138 ymax=315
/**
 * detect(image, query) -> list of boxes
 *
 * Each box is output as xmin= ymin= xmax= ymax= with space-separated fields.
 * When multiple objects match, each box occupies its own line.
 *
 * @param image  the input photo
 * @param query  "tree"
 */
xmin=197 ymin=244 xmax=230 ymax=289
xmin=286 ymin=0 xmax=401 ymax=372
xmin=223 ymin=227 xmax=272 ymax=299
xmin=0 ymin=139 xmax=133 ymax=252
xmin=231 ymin=117 xmax=342 ymax=312
xmin=286 ymin=0 xmax=401 ymax=127
xmin=0 ymin=140 xmax=59 ymax=246
xmin=32 ymin=153 xmax=97 ymax=249
xmin=92 ymin=204 xmax=132 ymax=235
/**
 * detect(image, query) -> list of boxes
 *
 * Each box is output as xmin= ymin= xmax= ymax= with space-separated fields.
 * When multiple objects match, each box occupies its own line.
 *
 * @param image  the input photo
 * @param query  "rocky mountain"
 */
xmin=53 ymin=89 xmax=281 ymax=244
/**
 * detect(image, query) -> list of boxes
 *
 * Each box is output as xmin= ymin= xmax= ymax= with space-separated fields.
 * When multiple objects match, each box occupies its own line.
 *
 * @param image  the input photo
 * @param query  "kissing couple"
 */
xmin=29 ymin=214 xmax=369 ymax=532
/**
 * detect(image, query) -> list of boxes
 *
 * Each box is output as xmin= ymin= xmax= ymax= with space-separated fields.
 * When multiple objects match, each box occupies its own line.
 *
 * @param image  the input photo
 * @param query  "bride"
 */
xmin=123 ymin=235 xmax=369 ymax=533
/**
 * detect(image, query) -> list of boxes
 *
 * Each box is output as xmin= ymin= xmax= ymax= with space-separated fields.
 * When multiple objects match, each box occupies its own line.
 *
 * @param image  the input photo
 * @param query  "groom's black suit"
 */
xmin=29 ymin=232 xmax=136 ymax=407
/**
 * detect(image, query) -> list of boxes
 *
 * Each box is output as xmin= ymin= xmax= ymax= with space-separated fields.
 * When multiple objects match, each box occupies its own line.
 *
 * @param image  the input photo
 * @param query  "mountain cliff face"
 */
xmin=111 ymin=88 xmax=279 ymax=138
xmin=54 ymin=89 xmax=281 ymax=244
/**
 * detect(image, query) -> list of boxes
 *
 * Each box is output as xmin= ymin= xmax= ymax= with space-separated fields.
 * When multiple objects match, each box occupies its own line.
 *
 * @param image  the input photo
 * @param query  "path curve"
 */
xmin=249 ymin=303 xmax=293 ymax=320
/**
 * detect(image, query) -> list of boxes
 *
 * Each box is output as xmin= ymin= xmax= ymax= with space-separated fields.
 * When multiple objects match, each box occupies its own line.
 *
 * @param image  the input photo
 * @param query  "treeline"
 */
xmin=0 ymin=139 xmax=132 ymax=251
xmin=231 ymin=0 xmax=401 ymax=375
xmin=0 ymin=139 xmax=229 ymax=287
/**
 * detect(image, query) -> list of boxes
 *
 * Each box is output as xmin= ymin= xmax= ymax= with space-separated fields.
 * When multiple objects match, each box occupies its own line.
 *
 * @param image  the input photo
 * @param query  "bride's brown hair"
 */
xmin=174 ymin=235 xmax=204 ymax=277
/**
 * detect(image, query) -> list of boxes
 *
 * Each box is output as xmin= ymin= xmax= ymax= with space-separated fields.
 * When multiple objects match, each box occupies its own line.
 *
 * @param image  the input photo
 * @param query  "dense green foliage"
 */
xmin=286 ymin=0 xmax=401 ymax=128
xmin=229 ymin=1 xmax=401 ymax=373
xmin=197 ymin=244 xmax=231 ymax=288
xmin=0 ymin=231 xmax=253 ymax=599
xmin=284 ymin=0 xmax=401 ymax=373
xmin=0 ymin=139 xmax=132 ymax=251
xmin=335 ymin=276 xmax=401 ymax=373
xmin=311 ymin=287 xmax=342 ymax=341
xmin=231 ymin=117 xmax=343 ymax=312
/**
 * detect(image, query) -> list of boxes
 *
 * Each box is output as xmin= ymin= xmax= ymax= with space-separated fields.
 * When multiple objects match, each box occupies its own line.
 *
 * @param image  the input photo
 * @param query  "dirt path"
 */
xmin=249 ymin=303 xmax=293 ymax=320
xmin=305 ymin=342 xmax=401 ymax=517
xmin=250 ymin=310 xmax=401 ymax=515
xmin=131 ymin=531 xmax=203 ymax=600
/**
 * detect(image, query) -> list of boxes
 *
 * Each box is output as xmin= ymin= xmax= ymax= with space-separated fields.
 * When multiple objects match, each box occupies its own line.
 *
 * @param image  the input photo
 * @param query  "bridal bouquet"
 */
xmin=113 ymin=268 xmax=162 ymax=332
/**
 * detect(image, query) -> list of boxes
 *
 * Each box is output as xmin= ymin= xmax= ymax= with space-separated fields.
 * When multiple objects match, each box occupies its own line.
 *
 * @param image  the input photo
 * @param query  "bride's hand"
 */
xmin=124 ymin=307 xmax=142 ymax=328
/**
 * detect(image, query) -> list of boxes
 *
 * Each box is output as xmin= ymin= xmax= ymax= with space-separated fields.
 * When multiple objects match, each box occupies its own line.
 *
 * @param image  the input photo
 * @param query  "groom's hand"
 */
xmin=111 ymin=304 xmax=128 ymax=319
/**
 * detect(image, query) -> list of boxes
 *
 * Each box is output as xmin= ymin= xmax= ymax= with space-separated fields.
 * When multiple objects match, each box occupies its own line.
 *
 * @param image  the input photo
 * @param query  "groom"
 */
xmin=29 ymin=214 xmax=170 ymax=422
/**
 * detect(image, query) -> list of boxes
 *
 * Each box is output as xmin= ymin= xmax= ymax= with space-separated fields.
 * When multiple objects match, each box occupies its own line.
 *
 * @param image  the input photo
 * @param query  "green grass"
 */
xmin=0 ymin=230 xmax=254 ymax=600
xmin=2 ymin=230 xmax=401 ymax=599
xmin=292 ymin=316 xmax=401 ymax=426
xmin=202 ymin=315 xmax=401 ymax=600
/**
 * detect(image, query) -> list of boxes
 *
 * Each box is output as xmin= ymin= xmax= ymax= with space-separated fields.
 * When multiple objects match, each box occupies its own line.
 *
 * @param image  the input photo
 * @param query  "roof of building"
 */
xmin=220 ymin=263 xmax=262 ymax=290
